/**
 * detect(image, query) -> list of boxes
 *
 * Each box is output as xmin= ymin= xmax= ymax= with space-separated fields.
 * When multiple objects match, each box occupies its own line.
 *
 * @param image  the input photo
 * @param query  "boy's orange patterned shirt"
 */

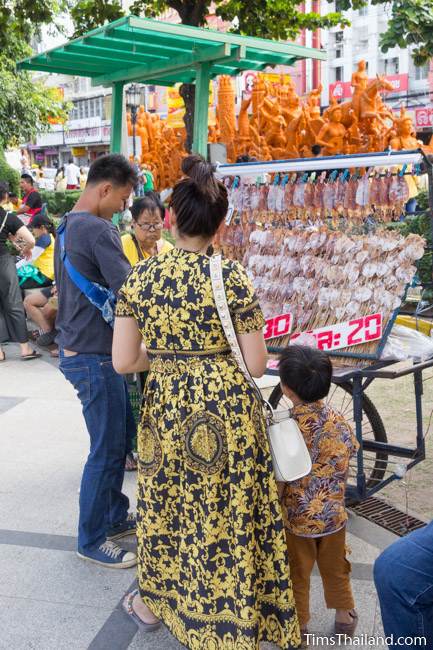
xmin=281 ymin=400 xmax=359 ymax=537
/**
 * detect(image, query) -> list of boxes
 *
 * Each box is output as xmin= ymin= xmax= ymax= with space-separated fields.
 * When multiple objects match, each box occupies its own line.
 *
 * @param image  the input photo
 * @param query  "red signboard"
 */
xmin=329 ymin=74 xmax=408 ymax=102
xmin=289 ymin=313 xmax=383 ymax=352
xmin=264 ymin=313 xmax=293 ymax=341
xmin=329 ymin=81 xmax=352 ymax=101
xmin=264 ymin=312 xmax=382 ymax=351
xmin=415 ymin=107 xmax=433 ymax=129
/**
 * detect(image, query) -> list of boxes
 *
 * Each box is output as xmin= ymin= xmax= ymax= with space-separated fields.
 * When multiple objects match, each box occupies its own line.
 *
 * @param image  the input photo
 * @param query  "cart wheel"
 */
xmin=267 ymin=380 xmax=388 ymax=498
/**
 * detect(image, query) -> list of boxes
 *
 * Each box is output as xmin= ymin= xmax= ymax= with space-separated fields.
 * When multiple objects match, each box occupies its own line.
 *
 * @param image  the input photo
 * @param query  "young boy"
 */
xmin=278 ymin=345 xmax=359 ymax=642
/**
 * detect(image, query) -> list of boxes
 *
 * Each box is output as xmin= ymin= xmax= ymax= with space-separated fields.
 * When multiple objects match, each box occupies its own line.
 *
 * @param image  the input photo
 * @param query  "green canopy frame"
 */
xmin=18 ymin=15 xmax=326 ymax=156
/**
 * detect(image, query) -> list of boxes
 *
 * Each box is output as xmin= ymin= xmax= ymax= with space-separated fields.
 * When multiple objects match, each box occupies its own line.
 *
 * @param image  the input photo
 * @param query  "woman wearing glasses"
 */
xmin=121 ymin=192 xmax=173 ymax=470
xmin=121 ymin=193 xmax=172 ymax=266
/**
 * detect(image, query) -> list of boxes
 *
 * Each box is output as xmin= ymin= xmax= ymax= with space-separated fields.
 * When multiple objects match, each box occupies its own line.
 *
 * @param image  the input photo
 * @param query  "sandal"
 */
xmin=334 ymin=610 xmax=358 ymax=636
xmin=125 ymin=452 xmax=137 ymax=472
xmin=122 ymin=590 xmax=160 ymax=632
xmin=21 ymin=350 xmax=42 ymax=361
xmin=300 ymin=626 xmax=309 ymax=648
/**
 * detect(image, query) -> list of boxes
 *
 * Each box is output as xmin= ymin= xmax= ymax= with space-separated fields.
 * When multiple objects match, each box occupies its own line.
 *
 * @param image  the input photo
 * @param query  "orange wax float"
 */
xmin=217 ymin=76 xmax=237 ymax=161
xmin=123 ymin=60 xmax=423 ymax=190
xmin=316 ymin=104 xmax=348 ymax=156
xmin=351 ymin=60 xmax=369 ymax=120
xmin=390 ymin=107 xmax=422 ymax=150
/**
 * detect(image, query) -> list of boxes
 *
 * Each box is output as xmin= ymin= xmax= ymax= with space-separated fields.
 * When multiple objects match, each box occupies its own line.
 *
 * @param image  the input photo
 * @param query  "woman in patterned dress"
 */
xmin=112 ymin=156 xmax=300 ymax=649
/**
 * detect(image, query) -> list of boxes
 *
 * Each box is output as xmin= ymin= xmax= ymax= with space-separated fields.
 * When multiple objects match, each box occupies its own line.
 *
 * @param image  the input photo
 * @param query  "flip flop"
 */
xmin=21 ymin=350 xmax=42 ymax=361
xmin=122 ymin=590 xmax=160 ymax=632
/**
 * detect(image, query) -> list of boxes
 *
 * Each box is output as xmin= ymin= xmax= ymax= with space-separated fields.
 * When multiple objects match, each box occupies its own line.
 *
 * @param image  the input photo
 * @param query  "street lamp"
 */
xmin=126 ymin=83 xmax=141 ymax=162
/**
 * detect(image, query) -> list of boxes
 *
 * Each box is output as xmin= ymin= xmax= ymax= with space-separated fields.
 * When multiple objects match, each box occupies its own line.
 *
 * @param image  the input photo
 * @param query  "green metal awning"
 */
xmin=18 ymin=15 xmax=326 ymax=86
xmin=17 ymin=15 xmax=326 ymax=156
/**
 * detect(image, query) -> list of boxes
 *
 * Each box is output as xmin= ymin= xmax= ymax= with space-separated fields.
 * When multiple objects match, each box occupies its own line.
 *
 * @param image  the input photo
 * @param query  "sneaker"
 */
xmin=77 ymin=540 xmax=137 ymax=568
xmin=106 ymin=512 xmax=137 ymax=541
xmin=36 ymin=330 xmax=57 ymax=347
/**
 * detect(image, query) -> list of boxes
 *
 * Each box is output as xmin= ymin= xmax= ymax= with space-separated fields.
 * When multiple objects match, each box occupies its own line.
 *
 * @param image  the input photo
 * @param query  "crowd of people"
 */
xmin=0 ymin=153 xmax=431 ymax=649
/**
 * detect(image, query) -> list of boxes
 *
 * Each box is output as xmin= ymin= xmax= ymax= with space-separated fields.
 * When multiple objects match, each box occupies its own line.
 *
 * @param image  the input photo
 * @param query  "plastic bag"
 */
xmin=381 ymin=324 xmax=433 ymax=362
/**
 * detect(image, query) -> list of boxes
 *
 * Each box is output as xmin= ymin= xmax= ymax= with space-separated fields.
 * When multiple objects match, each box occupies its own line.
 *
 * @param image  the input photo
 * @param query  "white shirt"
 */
xmin=65 ymin=163 xmax=80 ymax=186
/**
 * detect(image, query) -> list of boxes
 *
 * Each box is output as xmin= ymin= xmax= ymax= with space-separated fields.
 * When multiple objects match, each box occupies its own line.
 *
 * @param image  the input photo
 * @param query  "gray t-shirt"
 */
xmin=54 ymin=211 xmax=131 ymax=355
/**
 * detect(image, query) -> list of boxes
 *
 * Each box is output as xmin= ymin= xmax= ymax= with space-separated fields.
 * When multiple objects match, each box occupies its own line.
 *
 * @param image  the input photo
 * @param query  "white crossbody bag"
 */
xmin=210 ymin=255 xmax=312 ymax=482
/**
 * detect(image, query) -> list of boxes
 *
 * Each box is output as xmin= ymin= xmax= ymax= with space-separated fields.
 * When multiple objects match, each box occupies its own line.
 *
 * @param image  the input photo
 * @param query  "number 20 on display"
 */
xmin=264 ymin=312 xmax=383 ymax=352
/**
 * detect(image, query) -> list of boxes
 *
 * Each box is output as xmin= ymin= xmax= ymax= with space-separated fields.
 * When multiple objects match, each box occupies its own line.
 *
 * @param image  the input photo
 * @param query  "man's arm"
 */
xmin=93 ymin=227 xmax=132 ymax=293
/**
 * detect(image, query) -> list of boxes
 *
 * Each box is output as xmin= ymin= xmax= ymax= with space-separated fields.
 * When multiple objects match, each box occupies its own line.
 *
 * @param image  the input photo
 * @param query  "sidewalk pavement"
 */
xmin=0 ymin=344 xmax=397 ymax=650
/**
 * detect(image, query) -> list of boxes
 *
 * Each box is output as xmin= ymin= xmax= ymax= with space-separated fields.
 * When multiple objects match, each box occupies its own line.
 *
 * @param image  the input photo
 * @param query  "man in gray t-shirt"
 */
xmin=55 ymin=154 xmax=139 ymax=568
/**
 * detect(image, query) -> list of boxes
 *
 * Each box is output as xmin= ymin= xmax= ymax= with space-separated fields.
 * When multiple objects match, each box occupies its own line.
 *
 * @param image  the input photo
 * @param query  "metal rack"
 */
xmin=217 ymin=149 xmax=433 ymax=502
xmin=217 ymin=148 xmax=433 ymax=362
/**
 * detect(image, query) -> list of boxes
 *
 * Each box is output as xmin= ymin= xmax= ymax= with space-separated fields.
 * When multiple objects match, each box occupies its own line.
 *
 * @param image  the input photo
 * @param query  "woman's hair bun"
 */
xmin=181 ymin=154 xmax=220 ymax=203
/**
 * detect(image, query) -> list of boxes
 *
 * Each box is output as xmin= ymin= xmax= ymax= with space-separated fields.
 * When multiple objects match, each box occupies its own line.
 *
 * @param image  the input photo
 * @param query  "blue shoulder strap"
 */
xmin=57 ymin=216 xmax=112 ymax=313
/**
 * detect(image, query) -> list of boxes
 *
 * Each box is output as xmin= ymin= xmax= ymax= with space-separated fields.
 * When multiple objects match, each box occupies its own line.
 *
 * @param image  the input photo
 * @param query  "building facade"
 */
xmin=319 ymin=0 xmax=433 ymax=139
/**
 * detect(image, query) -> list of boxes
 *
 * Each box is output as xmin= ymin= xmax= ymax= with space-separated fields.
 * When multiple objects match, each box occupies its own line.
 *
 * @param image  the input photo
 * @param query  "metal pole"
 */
xmin=110 ymin=81 xmax=124 ymax=154
xmin=414 ymin=370 xmax=426 ymax=461
xmin=424 ymin=154 xmax=433 ymax=248
xmin=353 ymin=376 xmax=367 ymax=500
xmin=192 ymin=62 xmax=211 ymax=158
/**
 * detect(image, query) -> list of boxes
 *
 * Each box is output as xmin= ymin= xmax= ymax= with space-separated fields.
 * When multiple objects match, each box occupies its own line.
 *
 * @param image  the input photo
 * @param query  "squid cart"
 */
xmin=216 ymin=149 xmax=433 ymax=503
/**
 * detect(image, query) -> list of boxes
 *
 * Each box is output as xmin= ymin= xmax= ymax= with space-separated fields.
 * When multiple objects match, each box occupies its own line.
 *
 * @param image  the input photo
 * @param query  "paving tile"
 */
xmin=0 ymin=595 xmax=112 ymax=650
xmin=0 ymin=355 xmax=75 ymax=400
xmin=306 ymin=576 xmax=381 ymax=649
xmin=0 ymin=546 xmax=136 ymax=610
xmin=0 ymin=397 xmax=137 ymax=536
xmin=0 ymin=396 xmax=27 ymax=414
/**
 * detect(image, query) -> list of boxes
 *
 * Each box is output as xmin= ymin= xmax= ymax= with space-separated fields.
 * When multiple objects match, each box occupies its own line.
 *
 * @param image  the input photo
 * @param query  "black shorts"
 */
xmin=41 ymin=286 xmax=53 ymax=299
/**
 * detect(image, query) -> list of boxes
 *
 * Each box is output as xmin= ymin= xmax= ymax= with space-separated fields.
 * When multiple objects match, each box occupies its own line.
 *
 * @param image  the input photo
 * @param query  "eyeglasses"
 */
xmin=135 ymin=221 xmax=163 ymax=232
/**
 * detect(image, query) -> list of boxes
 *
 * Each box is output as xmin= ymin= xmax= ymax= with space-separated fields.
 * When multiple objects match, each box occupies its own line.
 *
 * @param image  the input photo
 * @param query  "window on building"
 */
xmin=84 ymin=101 xmax=90 ymax=118
xmin=335 ymin=31 xmax=344 ymax=43
xmin=335 ymin=0 xmax=344 ymax=11
xmin=383 ymin=57 xmax=399 ymax=75
xmin=415 ymin=64 xmax=429 ymax=80
xmin=335 ymin=66 xmax=343 ymax=82
xmin=358 ymin=3 xmax=368 ymax=16
xmin=103 ymin=95 xmax=111 ymax=121
xmin=336 ymin=47 xmax=343 ymax=59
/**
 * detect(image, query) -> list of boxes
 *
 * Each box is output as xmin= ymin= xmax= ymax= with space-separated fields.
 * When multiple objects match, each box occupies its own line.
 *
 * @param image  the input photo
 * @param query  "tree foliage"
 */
xmin=0 ymin=1 xmax=70 ymax=147
xmin=69 ymin=0 xmax=433 ymax=66
xmin=70 ymin=0 xmax=124 ymax=38
xmin=378 ymin=0 xmax=433 ymax=66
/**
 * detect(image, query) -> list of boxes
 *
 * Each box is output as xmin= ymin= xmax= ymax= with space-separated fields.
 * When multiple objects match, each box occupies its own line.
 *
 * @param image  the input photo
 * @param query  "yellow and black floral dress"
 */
xmin=116 ymin=247 xmax=300 ymax=650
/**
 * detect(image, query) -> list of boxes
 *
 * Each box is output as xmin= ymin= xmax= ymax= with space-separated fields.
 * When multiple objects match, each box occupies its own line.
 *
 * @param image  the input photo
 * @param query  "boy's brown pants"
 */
xmin=285 ymin=527 xmax=355 ymax=628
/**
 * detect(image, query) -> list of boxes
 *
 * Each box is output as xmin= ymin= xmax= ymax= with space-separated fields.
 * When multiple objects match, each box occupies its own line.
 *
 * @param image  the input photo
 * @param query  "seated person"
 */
xmin=17 ymin=214 xmax=55 ymax=290
xmin=8 ymin=192 xmax=21 ymax=211
xmin=23 ymin=285 xmax=58 ymax=355
xmin=16 ymin=174 xmax=42 ymax=224
xmin=1 ymin=190 xmax=21 ymax=212
xmin=121 ymin=193 xmax=172 ymax=266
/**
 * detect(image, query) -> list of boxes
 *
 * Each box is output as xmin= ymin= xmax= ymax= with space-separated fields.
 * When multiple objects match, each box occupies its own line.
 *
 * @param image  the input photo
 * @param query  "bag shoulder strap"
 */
xmin=0 ymin=211 xmax=10 ymax=234
xmin=210 ymin=255 xmax=260 ymax=394
xmin=57 ymin=215 xmax=109 ymax=309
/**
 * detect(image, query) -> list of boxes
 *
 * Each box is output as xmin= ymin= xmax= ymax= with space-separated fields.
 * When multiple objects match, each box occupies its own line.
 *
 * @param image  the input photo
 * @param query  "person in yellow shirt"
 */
xmin=121 ymin=192 xmax=173 ymax=471
xmin=122 ymin=193 xmax=172 ymax=266
xmin=18 ymin=213 xmax=55 ymax=290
